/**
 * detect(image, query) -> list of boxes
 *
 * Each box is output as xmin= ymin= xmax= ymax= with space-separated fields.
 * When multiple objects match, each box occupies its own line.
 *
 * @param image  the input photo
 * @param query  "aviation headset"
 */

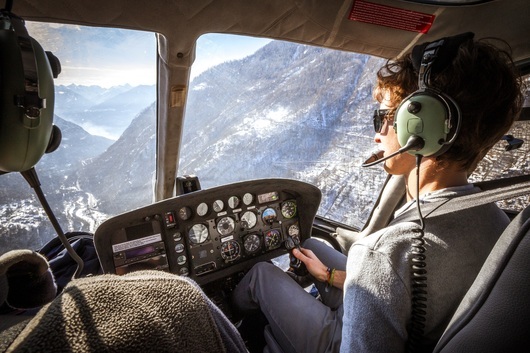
xmin=0 ymin=8 xmax=61 ymax=173
xmin=394 ymin=32 xmax=474 ymax=157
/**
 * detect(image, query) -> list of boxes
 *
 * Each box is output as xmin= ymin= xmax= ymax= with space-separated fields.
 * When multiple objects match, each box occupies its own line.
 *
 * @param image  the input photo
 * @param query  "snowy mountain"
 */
xmin=181 ymin=41 xmax=387 ymax=223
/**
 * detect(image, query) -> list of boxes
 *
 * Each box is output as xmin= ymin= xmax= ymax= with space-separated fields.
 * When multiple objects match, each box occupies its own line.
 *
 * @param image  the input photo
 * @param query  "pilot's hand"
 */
xmin=292 ymin=247 xmax=328 ymax=283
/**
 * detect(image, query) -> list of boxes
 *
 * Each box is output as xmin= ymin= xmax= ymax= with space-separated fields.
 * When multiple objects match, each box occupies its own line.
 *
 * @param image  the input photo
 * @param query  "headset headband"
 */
xmin=412 ymin=32 xmax=475 ymax=91
xmin=1 ymin=11 xmax=46 ymax=126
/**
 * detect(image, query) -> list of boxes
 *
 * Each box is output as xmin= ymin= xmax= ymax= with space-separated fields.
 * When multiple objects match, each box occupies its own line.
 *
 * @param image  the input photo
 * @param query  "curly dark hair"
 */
xmin=374 ymin=37 xmax=524 ymax=171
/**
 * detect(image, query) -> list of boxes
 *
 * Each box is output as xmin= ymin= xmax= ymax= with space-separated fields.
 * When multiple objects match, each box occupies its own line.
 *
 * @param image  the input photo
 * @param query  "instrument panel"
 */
xmin=94 ymin=179 xmax=321 ymax=286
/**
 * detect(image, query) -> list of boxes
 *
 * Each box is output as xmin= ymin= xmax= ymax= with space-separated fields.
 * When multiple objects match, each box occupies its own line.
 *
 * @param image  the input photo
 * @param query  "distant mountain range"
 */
xmin=55 ymin=84 xmax=156 ymax=139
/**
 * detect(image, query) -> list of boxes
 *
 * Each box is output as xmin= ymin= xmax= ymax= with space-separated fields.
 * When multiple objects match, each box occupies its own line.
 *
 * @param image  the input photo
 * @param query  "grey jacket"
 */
xmin=341 ymin=186 xmax=509 ymax=353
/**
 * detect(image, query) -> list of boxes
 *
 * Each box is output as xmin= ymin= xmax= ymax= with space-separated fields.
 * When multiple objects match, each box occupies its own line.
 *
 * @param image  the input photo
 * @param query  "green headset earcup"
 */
xmin=0 ymin=29 xmax=56 ymax=172
xmin=394 ymin=92 xmax=451 ymax=157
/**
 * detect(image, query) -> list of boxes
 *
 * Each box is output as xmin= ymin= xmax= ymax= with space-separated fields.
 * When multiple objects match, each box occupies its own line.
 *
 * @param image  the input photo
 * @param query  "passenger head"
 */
xmin=374 ymin=36 xmax=524 ymax=172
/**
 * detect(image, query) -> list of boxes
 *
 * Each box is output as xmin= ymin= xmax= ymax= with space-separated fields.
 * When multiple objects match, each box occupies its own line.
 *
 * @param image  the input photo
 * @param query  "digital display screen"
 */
xmin=258 ymin=191 xmax=279 ymax=204
xmin=124 ymin=245 xmax=157 ymax=259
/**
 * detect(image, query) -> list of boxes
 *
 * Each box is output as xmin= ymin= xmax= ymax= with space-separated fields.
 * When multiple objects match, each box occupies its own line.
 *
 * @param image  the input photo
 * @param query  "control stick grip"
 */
xmin=285 ymin=236 xmax=308 ymax=276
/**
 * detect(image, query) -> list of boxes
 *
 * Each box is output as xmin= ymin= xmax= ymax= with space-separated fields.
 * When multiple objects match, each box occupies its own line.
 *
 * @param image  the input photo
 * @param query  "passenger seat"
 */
xmin=433 ymin=204 xmax=530 ymax=352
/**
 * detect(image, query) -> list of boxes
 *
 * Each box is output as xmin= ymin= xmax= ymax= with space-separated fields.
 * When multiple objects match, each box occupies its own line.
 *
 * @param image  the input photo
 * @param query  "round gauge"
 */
xmin=264 ymin=229 xmax=281 ymax=250
xmin=243 ymin=193 xmax=254 ymax=205
xmin=217 ymin=216 xmax=235 ymax=236
xmin=175 ymin=243 xmax=185 ymax=253
xmin=244 ymin=233 xmax=261 ymax=253
xmin=196 ymin=202 xmax=209 ymax=217
xmin=178 ymin=206 xmax=192 ymax=220
xmin=177 ymin=255 xmax=187 ymax=265
xmin=179 ymin=267 xmax=189 ymax=276
xmin=189 ymin=224 xmax=209 ymax=244
xmin=172 ymin=231 xmax=182 ymax=241
xmin=213 ymin=200 xmax=225 ymax=213
xmin=281 ymin=200 xmax=297 ymax=219
xmin=220 ymin=240 xmax=241 ymax=262
xmin=262 ymin=207 xmax=277 ymax=225
xmin=228 ymin=196 xmax=240 ymax=209
xmin=288 ymin=223 xmax=300 ymax=237
xmin=240 ymin=211 xmax=257 ymax=229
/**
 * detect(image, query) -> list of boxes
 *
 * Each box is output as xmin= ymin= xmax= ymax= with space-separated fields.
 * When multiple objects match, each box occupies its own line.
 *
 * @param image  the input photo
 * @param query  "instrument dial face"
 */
xmin=175 ymin=243 xmax=185 ymax=253
xmin=197 ymin=202 xmax=209 ymax=217
xmin=178 ymin=206 xmax=192 ymax=220
xmin=220 ymin=240 xmax=241 ymax=262
xmin=217 ymin=216 xmax=235 ymax=236
xmin=244 ymin=233 xmax=261 ymax=253
xmin=213 ymin=200 xmax=224 ymax=213
xmin=281 ymin=200 xmax=297 ymax=219
xmin=189 ymin=224 xmax=209 ymax=244
xmin=243 ymin=193 xmax=254 ymax=205
xmin=262 ymin=207 xmax=277 ymax=225
xmin=288 ymin=223 xmax=300 ymax=237
xmin=264 ymin=229 xmax=281 ymax=250
xmin=240 ymin=211 xmax=257 ymax=229
xmin=177 ymin=255 xmax=187 ymax=265
xmin=228 ymin=196 xmax=240 ymax=209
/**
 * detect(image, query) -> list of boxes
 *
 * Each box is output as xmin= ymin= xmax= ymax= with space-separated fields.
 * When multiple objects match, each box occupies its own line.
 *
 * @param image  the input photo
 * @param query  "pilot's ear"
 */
xmin=0 ymin=250 xmax=57 ymax=309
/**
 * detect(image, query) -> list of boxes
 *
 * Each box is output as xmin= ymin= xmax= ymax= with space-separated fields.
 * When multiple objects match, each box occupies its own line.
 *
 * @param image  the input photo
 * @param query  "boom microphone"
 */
xmin=362 ymin=136 xmax=425 ymax=167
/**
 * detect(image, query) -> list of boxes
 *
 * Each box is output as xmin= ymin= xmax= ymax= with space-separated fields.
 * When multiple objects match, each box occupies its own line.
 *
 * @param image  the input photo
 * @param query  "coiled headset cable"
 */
xmin=406 ymin=154 xmax=428 ymax=353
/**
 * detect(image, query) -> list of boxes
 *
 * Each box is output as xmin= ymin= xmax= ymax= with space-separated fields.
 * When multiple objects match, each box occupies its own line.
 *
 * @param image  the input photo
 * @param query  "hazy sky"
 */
xmin=28 ymin=22 xmax=271 ymax=87
xmin=191 ymin=34 xmax=272 ymax=81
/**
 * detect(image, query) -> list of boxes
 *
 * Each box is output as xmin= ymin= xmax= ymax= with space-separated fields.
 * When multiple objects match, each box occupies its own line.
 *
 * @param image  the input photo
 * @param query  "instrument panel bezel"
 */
xmin=94 ymin=178 xmax=322 ymax=286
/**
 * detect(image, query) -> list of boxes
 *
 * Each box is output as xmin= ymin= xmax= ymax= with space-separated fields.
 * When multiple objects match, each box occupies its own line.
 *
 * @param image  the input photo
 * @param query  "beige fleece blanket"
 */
xmin=6 ymin=270 xmax=247 ymax=353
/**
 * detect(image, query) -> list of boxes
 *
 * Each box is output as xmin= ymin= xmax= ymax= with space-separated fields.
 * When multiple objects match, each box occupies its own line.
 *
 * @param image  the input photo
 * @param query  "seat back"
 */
xmin=433 ymin=204 xmax=530 ymax=352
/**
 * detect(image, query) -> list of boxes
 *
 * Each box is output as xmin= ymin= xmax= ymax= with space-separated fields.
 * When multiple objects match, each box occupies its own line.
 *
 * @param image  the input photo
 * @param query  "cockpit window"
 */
xmin=0 ymin=22 xmax=156 ymax=253
xmin=469 ymin=74 xmax=530 ymax=212
xmin=181 ymin=34 xmax=530 ymax=227
xmin=180 ymin=34 xmax=389 ymax=230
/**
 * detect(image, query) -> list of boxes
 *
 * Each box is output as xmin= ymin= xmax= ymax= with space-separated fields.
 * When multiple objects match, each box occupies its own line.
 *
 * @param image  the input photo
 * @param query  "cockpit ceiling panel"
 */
xmin=13 ymin=0 xmax=530 ymax=62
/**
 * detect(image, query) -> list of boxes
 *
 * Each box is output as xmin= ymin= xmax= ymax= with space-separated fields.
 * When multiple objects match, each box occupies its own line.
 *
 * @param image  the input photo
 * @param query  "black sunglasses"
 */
xmin=373 ymin=109 xmax=393 ymax=133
